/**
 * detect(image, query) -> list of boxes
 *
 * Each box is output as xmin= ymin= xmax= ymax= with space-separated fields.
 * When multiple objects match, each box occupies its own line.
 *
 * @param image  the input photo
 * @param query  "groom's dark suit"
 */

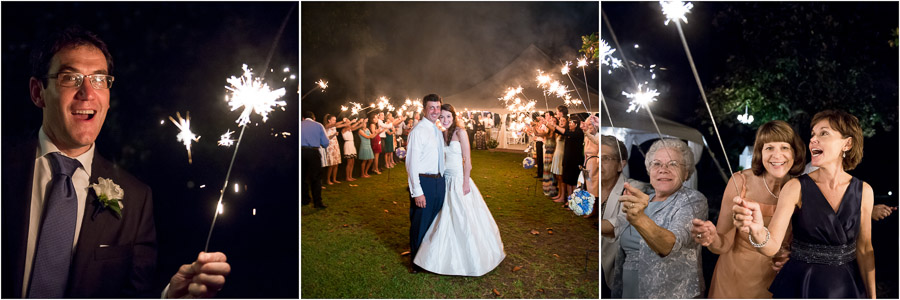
xmin=2 ymin=134 xmax=158 ymax=298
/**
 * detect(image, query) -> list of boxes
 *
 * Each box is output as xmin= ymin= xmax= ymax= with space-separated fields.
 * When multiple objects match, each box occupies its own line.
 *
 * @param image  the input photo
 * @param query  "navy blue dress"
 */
xmin=769 ymin=174 xmax=867 ymax=298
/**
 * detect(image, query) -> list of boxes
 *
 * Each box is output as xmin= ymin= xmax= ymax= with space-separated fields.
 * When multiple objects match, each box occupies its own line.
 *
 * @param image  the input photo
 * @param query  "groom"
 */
xmin=405 ymin=94 xmax=446 ymax=274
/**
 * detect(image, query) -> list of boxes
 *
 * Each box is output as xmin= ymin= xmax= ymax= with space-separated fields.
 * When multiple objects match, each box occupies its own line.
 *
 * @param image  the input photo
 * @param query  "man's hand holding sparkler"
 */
xmin=167 ymin=252 xmax=231 ymax=298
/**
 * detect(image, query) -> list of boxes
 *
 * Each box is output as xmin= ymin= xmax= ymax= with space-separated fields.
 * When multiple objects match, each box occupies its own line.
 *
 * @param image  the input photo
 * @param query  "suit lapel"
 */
xmin=1 ymin=135 xmax=37 ymax=298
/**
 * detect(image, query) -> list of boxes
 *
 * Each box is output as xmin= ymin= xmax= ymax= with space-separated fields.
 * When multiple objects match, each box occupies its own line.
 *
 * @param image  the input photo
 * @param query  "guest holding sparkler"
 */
xmin=539 ymin=113 xmax=558 ymax=197
xmin=382 ymin=112 xmax=404 ymax=169
xmin=2 ymin=26 xmax=230 ymax=298
xmin=733 ymin=110 xmax=875 ymax=298
xmin=530 ymin=114 xmax=546 ymax=178
xmin=370 ymin=113 xmax=384 ymax=174
xmin=341 ymin=118 xmax=366 ymax=182
xmin=582 ymin=115 xmax=600 ymax=217
xmin=358 ymin=118 xmax=384 ymax=178
xmin=322 ymin=114 xmax=349 ymax=185
xmin=554 ymin=116 xmax=584 ymax=205
xmin=690 ymin=120 xmax=804 ymax=298
xmin=609 ymin=138 xmax=708 ymax=298
xmin=549 ymin=107 xmax=568 ymax=201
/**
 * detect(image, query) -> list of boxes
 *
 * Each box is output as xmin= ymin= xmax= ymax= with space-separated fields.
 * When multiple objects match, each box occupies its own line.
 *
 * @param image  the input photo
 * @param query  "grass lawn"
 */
xmin=301 ymin=149 xmax=598 ymax=298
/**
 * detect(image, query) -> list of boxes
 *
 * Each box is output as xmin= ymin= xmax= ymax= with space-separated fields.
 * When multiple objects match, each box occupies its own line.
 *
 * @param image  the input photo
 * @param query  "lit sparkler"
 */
xmin=300 ymin=78 xmax=328 ymax=100
xmin=660 ymin=0 xmax=693 ymax=26
xmin=225 ymin=64 xmax=287 ymax=126
xmin=622 ymin=84 xmax=660 ymax=113
xmin=218 ymin=129 xmax=235 ymax=147
xmin=601 ymin=39 xmax=623 ymax=69
xmin=169 ymin=111 xmax=200 ymax=164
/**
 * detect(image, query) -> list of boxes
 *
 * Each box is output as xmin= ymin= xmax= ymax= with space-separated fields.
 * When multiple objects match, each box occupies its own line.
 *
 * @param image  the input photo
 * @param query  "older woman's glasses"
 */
xmin=649 ymin=160 xmax=681 ymax=171
xmin=46 ymin=72 xmax=115 ymax=89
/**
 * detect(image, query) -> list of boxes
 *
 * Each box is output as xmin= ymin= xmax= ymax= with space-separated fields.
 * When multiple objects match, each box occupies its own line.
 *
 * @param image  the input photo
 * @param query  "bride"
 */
xmin=413 ymin=104 xmax=506 ymax=276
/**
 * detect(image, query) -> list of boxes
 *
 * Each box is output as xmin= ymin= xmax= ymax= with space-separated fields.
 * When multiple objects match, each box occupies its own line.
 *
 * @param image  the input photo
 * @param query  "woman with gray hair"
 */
xmin=600 ymin=135 xmax=649 ymax=295
xmin=610 ymin=138 xmax=708 ymax=298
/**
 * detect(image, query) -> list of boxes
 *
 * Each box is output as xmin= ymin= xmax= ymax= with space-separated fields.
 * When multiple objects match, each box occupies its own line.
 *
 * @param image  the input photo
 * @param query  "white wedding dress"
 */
xmin=413 ymin=140 xmax=506 ymax=276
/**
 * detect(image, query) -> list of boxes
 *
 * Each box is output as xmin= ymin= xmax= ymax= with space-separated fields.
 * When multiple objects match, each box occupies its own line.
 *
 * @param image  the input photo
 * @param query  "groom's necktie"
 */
xmin=29 ymin=152 xmax=81 ymax=298
xmin=434 ymin=124 xmax=444 ymax=174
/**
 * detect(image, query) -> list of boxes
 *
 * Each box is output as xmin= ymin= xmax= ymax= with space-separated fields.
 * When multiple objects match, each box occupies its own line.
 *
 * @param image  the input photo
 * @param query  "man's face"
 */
xmin=33 ymin=45 xmax=110 ymax=156
xmin=424 ymin=101 xmax=441 ymax=122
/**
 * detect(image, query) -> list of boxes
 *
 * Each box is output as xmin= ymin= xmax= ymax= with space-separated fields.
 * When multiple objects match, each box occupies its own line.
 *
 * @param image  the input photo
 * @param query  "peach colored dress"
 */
xmin=708 ymin=192 xmax=778 ymax=298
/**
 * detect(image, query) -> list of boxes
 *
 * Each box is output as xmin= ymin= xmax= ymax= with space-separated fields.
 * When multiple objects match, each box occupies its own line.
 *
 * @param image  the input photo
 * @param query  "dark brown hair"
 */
xmin=31 ymin=25 xmax=114 ymax=86
xmin=751 ymin=120 xmax=807 ymax=176
xmin=440 ymin=104 xmax=459 ymax=146
xmin=811 ymin=110 xmax=864 ymax=170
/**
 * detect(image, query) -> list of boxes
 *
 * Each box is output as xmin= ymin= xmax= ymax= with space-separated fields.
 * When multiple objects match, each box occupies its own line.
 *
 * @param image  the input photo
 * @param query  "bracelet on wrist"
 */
xmin=749 ymin=227 xmax=770 ymax=248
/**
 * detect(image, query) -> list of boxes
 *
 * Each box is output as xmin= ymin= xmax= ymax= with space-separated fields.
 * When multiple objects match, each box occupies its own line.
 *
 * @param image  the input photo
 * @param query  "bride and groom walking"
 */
xmin=406 ymin=94 xmax=506 ymax=276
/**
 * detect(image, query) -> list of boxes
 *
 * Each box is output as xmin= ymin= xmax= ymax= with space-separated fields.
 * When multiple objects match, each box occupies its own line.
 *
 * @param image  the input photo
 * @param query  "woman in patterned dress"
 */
xmin=322 ymin=114 xmax=349 ymax=185
xmin=370 ymin=115 xmax=384 ymax=175
xmin=539 ymin=113 xmax=558 ymax=197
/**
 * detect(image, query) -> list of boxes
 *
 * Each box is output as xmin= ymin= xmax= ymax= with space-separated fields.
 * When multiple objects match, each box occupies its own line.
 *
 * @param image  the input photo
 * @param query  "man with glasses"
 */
xmin=2 ymin=26 xmax=229 ymax=298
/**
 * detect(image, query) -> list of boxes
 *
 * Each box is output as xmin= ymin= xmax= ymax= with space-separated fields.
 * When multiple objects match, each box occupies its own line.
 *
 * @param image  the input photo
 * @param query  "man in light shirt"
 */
xmin=405 ymin=94 xmax=446 ymax=274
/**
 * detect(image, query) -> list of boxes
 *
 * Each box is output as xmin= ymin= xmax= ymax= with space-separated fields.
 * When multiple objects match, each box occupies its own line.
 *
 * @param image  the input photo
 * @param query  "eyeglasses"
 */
xmin=600 ymin=155 xmax=618 ymax=162
xmin=649 ymin=160 xmax=682 ymax=171
xmin=46 ymin=72 xmax=115 ymax=89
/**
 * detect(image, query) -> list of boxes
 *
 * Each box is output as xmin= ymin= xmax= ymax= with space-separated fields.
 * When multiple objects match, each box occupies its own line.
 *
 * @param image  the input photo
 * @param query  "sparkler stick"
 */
xmin=577 ymin=56 xmax=593 ymax=111
xmin=562 ymin=61 xmax=591 ymax=112
xmin=204 ymin=3 xmax=295 ymax=252
xmin=660 ymin=0 xmax=737 ymax=195
xmin=599 ymin=93 xmax=623 ymax=163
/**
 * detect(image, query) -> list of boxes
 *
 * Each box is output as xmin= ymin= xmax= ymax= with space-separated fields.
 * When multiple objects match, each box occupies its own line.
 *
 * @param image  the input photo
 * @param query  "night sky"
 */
xmin=2 ymin=2 xmax=299 ymax=298
xmin=301 ymin=1 xmax=599 ymax=118
xmin=602 ymin=2 xmax=898 ymax=198
xmin=602 ymin=2 xmax=898 ymax=296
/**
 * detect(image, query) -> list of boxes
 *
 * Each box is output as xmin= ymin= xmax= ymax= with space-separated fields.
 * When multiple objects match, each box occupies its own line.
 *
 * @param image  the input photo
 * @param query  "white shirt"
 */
xmin=406 ymin=118 xmax=445 ymax=197
xmin=24 ymin=127 xmax=95 ymax=296
xmin=378 ymin=120 xmax=389 ymax=137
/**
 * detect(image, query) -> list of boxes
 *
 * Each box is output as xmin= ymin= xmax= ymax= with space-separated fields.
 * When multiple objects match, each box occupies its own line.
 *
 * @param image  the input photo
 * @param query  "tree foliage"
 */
xmin=581 ymin=32 xmax=599 ymax=60
xmin=700 ymin=3 xmax=897 ymax=138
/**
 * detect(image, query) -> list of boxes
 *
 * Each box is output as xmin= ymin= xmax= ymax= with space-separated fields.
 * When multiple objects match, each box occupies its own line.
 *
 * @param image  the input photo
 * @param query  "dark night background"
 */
xmin=2 ymin=2 xmax=299 ymax=298
xmin=603 ymin=2 xmax=898 ymax=298
xmin=301 ymin=1 xmax=599 ymax=118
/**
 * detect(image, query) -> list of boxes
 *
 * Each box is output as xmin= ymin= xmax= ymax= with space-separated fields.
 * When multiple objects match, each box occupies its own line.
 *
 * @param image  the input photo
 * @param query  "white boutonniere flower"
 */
xmin=90 ymin=177 xmax=124 ymax=218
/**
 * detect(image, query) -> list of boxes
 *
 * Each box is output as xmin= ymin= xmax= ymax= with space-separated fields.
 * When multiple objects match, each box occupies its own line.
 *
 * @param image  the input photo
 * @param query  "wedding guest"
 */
xmin=610 ymin=138 xmax=708 ymax=298
xmin=733 ymin=110 xmax=875 ymax=298
xmin=322 ymin=114 xmax=349 ymax=185
xmin=539 ymin=113 xmax=558 ymax=197
xmin=382 ymin=112 xmax=403 ymax=169
xmin=600 ymin=135 xmax=649 ymax=294
xmin=303 ymin=111 xmax=330 ymax=208
xmin=473 ymin=114 xmax=487 ymax=150
xmin=549 ymin=114 xmax=567 ymax=201
xmin=581 ymin=115 xmax=599 ymax=218
xmin=691 ymin=120 xmax=804 ymax=298
xmin=357 ymin=118 xmax=382 ymax=178
xmin=531 ymin=115 xmax=546 ymax=178
xmin=370 ymin=114 xmax=384 ymax=174
xmin=341 ymin=118 xmax=366 ymax=182
xmin=557 ymin=118 xmax=584 ymax=205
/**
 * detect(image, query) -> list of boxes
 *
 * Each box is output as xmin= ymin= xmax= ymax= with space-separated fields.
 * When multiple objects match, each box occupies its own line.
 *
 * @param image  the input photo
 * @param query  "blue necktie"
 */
xmin=29 ymin=152 xmax=81 ymax=298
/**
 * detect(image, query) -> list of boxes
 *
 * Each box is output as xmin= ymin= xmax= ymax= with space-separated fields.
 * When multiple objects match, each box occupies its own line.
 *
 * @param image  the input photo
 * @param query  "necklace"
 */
xmin=763 ymin=177 xmax=778 ymax=199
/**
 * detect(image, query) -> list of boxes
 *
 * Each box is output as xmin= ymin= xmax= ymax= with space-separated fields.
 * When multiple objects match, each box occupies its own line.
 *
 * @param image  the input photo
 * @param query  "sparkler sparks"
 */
xmin=316 ymin=79 xmax=328 ymax=90
xmin=661 ymin=0 xmax=693 ymax=25
xmin=169 ymin=111 xmax=201 ymax=164
xmin=218 ymin=129 xmax=235 ymax=147
xmin=577 ymin=56 xmax=589 ymax=68
xmin=561 ymin=61 xmax=571 ymax=75
xmin=225 ymin=64 xmax=287 ymax=127
xmin=622 ymin=84 xmax=660 ymax=113
xmin=601 ymin=39 xmax=623 ymax=69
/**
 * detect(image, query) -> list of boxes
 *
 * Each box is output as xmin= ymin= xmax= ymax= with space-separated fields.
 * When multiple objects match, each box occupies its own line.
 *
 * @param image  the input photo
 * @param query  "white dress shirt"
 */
xmin=24 ymin=127 xmax=95 ymax=296
xmin=406 ymin=118 xmax=445 ymax=198
xmin=378 ymin=120 xmax=389 ymax=138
